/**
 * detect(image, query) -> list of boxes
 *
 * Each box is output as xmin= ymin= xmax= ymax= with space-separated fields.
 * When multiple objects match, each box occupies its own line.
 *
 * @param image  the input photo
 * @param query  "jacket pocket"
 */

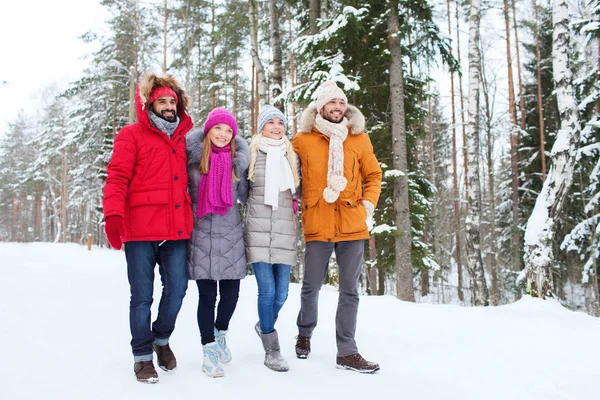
xmin=339 ymin=200 xmax=367 ymax=234
xmin=128 ymin=189 xmax=170 ymax=237
xmin=301 ymin=190 xmax=320 ymax=236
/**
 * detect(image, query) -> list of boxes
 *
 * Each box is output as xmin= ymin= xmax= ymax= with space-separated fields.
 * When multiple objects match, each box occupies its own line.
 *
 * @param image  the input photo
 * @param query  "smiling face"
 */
xmin=152 ymin=96 xmax=177 ymax=122
xmin=320 ymin=98 xmax=347 ymax=123
xmin=261 ymin=118 xmax=285 ymax=139
xmin=208 ymin=124 xmax=234 ymax=148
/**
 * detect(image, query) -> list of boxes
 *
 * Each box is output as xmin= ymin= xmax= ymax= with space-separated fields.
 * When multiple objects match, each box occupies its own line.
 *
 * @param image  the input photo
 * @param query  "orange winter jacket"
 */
xmin=292 ymin=104 xmax=382 ymax=243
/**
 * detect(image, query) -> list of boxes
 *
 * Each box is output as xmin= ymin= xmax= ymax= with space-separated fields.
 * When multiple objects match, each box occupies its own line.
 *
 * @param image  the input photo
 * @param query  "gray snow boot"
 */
xmin=260 ymin=330 xmax=289 ymax=372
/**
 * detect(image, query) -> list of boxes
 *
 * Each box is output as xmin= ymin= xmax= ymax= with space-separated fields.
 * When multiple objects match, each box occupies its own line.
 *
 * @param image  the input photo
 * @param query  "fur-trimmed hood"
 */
xmin=135 ymin=72 xmax=191 ymax=126
xmin=185 ymin=129 xmax=250 ymax=175
xmin=299 ymin=103 xmax=365 ymax=135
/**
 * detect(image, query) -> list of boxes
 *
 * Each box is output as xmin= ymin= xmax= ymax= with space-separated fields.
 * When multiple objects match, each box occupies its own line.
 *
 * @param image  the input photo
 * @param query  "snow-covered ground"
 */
xmin=1 ymin=242 xmax=599 ymax=400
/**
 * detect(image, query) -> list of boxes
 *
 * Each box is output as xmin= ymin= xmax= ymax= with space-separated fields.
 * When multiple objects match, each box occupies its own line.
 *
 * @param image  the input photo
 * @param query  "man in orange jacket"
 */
xmin=292 ymin=81 xmax=382 ymax=373
xmin=103 ymin=73 xmax=193 ymax=383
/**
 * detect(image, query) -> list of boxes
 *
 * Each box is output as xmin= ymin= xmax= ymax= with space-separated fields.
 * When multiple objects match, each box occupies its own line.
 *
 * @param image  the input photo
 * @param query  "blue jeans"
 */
xmin=125 ymin=240 xmax=188 ymax=361
xmin=252 ymin=262 xmax=291 ymax=334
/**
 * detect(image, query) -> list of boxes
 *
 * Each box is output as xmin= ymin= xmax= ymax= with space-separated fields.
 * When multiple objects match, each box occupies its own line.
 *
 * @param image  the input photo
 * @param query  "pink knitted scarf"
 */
xmin=196 ymin=144 xmax=233 ymax=219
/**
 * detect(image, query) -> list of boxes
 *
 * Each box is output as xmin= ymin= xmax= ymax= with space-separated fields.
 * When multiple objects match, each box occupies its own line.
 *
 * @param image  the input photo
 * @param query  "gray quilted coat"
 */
xmin=186 ymin=129 xmax=250 ymax=281
xmin=245 ymin=150 xmax=298 ymax=266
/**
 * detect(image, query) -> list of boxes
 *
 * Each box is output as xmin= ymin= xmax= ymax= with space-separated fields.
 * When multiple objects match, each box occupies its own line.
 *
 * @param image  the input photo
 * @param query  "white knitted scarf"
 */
xmin=315 ymin=113 xmax=349 ymax=203
xmin=259 ymin=137 xmax=296 ymax=210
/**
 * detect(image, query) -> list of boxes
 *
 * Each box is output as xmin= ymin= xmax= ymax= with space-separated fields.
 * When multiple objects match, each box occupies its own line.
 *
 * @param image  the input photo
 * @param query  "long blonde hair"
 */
xmin=199 ymin=134 xmax=239 ymax=181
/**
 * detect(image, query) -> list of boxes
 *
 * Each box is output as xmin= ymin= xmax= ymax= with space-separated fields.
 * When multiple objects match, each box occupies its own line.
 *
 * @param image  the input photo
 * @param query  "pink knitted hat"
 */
xmin=203 ymin=107 xmax=238 ymax=138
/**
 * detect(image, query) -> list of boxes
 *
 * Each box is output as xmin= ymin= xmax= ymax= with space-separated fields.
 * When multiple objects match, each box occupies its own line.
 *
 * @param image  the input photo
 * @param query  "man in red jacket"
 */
xmin=103 ymin=73 xmax=194 ymax=383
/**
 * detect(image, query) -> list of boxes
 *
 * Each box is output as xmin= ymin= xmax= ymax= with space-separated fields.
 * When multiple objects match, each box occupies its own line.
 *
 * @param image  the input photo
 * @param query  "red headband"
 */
xmin=149 ymin=86 xmax=178 ymax=105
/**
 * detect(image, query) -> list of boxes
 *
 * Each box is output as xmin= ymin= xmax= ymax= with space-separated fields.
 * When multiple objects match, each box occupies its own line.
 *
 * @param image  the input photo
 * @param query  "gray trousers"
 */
xmin=296 ymin=240 xmax=364 ymax=357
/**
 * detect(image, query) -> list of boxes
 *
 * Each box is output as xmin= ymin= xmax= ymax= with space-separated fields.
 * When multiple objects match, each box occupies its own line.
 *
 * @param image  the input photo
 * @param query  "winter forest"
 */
xmin=1 ymin=0 xmax=599 ymax=314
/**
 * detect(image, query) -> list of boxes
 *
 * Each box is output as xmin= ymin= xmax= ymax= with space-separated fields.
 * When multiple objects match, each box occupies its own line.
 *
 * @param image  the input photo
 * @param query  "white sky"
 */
xmin=0 ymin=0 xmax=107 ymax=134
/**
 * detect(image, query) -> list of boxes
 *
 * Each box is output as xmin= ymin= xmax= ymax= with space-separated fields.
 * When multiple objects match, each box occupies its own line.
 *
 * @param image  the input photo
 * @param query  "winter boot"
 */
xmin=133 ymin=360 xmax=159 ymax=383
xmin=294 ymin=334 xmax=311 ymax=359
xmin=152 ymin=343 xmax=177 ymax=371
xmin=202 ymin=342 xmax=225 ymax=378
xmin=214 ymin=327 xmax=232 ymax=363
xmin=254 ymin=316 xmax=278 ymax=337
xmin=336 ymin=353 xmax=380 ymax=373
xmin=260 ymin=330 xmax=289 ymax=372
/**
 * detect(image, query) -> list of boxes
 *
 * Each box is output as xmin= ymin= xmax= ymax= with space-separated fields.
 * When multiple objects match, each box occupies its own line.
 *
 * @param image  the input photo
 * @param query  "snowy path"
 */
xmin=0 ymin=243 xmax=599 ymax=399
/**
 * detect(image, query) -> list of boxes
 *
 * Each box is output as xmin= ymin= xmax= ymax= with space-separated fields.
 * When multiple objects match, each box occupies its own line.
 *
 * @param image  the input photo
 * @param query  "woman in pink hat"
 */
xmin=185 ymin=107 xmax=250 ymax=378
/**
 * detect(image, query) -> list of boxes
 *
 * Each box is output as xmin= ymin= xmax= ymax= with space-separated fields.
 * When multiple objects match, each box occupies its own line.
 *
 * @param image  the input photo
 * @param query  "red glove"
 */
xmin=292 ymin=198 xmax=299 ymax=215
xmin=105 ymin=215 xmax=124 ymax=250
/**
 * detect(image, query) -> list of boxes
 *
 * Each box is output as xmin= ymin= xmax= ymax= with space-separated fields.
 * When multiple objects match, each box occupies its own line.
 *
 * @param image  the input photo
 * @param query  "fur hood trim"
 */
xmin=186 ymin=129 xmax=250 ymax=174
xmin=299 ymin=103 xmax=365 ymax=135
xmin=137 ymin=72 xmax=191 ymax=113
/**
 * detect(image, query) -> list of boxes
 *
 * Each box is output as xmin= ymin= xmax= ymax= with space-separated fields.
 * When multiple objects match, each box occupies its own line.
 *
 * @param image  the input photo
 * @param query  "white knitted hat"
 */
xmin=315 ymin=81 xmax=347 ymax=112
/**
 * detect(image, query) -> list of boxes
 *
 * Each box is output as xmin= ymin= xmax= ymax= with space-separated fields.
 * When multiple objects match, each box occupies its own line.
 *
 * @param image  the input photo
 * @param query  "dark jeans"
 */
xmin=252 ymin=262 xmax=291 ymax=334
xmin=125 ymin=240 xmax=188 ymax=361
xmin=196 ymin=279 xmax=240 ymax=345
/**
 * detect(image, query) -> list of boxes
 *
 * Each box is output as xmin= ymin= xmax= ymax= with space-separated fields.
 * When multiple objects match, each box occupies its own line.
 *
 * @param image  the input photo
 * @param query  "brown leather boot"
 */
xmin=152 ymin=343 xmax=177 ymax=371
xmin=295 ymin=335 xmax=311 ymax=359
xmin=336 ymin=353 xmax=380 ymax=373
xmin=133 ymin=360 xmax=159 ymax=383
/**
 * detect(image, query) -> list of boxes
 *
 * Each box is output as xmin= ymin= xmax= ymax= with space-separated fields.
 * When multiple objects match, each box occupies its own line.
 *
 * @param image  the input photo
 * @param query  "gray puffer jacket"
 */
xmin=186 ymin=129 xmax=250 ymax=281
xmin=245 ymin=150 xmax=298 ymax=266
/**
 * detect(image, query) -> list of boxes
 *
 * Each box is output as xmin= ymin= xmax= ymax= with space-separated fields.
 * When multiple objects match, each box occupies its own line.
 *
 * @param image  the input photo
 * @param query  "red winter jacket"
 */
xmin=103 ymin=74 xmax=194 ymax=242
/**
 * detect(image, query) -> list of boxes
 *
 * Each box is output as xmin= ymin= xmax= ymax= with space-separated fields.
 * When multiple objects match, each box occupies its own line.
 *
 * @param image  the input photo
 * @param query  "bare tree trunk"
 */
xmin=466 ymin=0 xmax=489 ymax=306
xmin=320 ymin=0 xmax=328 ymax=19
xmin=455 ymin=3 xmax=468 ymax=212
xmin=60 ymin=151 xmax=69 ymax=243
xmin=310 ymin=0 xmax=320 ymax=34
xmin=388 ymin=0 xmax=415 ymax=302
xmin=502 ymin=0 xmax=522 ymax=273
xmin=288 ymin=3 xmax=297 ymax=136
xmin=128 ymin=67 xmax=136 ymax=124
xmin=481 ymin=51 xmax=500 ymax=306
xmin=269 ymin=0 xmax=283 ymax=109
xmin=447 ymin=0 xmax=465 ymax=303
xmin=163 ymin=0 xmax=168 ymax=73
xmin=367 ymin=236 xmax=378 ymax=295
xmin=211 ymin=0 xmax=216 ymax=108
xmin=251 ymin=63 xmax=256 ymax=135
xmin=511 ymin=0 xmax=526 ymax=131
xmin=378 ymin=264 xmax=386 ymax=295
xmin=533 ymin=0 xmax=547 ymax=181
xmin=523 ymin=0 xmax=581 ymax=298
xmin=249 ymin=0 xmax=267 ymax=107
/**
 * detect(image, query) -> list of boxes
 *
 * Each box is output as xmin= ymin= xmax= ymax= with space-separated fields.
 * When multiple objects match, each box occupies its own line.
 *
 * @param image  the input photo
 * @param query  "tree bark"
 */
xmin=249 ymin=0 xmax=267 ymax=107
xmin=466 ymin=0 xmax=490 ymax=306
xmin=481 ymin=50 xmax=500 ymax=306
xmin=268 ymin=0 xmax=283 ymax=109
xmin=455 ymin=3 xmax=468 ymax=214
xmin=523 ymin=0 xmax=581 ymax=298
xmin=163 ymin=0 xmax=168 ymax=73
xmin=310 ymin=0 xmax=320 ymax=34
xmin=288 ymin=3 xmax=297 ymax=136
xmin=447 ymin=0 xmax=464 ymax=303
xmin=320 ymin=0 xmax=328 ymax=19
xmin=511 ymin=0 xmax=526 ymax=131
xmin=502 ymin=0 xmax=522 ymax=272
xmin=533 ymin=0 xmax=547 ymax=181
xmin=387 ymin=0 xmax=415 ymax=302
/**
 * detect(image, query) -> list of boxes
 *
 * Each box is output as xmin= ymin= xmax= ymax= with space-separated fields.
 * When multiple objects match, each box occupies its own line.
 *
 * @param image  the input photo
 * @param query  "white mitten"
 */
xmin=362 ymin=200 xmax=375 ymax=231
